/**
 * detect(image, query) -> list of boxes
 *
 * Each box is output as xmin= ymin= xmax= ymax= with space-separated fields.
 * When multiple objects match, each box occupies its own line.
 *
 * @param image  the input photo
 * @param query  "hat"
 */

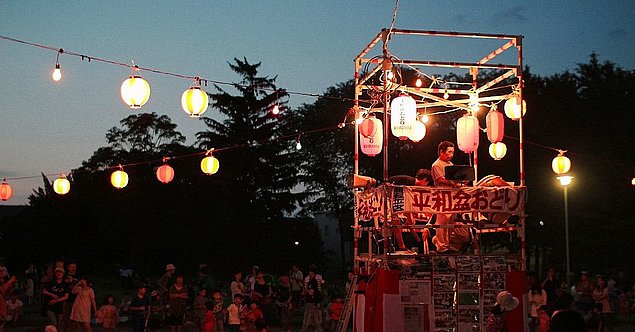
xmin=252 ymin=265 xmax=259 ymax=271
xmin=496 ymin=291 xmax=519 ymax=312
xmin=166 ymin=264 xmax=176 ymax=271
xmin=55 ymin=267 xmax=65 ymax=273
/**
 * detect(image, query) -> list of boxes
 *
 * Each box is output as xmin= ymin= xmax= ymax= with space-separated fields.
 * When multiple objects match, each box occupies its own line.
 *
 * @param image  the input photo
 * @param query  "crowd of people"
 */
xmin=524 ymin=268 xmax=634 ymax=332
xmin=0 ymin=259 xmax=350 ymax=332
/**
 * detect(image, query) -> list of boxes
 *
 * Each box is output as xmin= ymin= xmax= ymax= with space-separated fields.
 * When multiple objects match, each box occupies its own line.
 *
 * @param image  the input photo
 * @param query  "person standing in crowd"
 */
xmin=212 ymin=290 xmax=227 ymax=332
xmin=42 ymin=266 xmax=68 ymax=329
xmin=245 ymin=266 xmax=259 ymax=296
xmin=0 ymin=269 xmax=17 ymax=330
xmin=230 ymin=271 xmax=246 ymax=299
xmin=575 ymin=271 xmax=594 ymax=316
xmin=193 ymin=288 xmax=208 ymax=331
xmin=528 ymin=283 xmax=547 ymax=332
xmin=5 ymin=292 xmax=23 ymax=327
xmin=328 ymin=295 xmax=344 ymax=332
xmin=62 ymin=261 xmax=80 ymax=332
xmin=158 ymin=264 xmax=177 ymax=305
xmin=167 ymin=275 xmax=189 ymax=332
xmin=431 ymin=141 xmax=459 ymax=253
xmin=226 ymin=294 xmax=244 ymax=332
xmin=540 ymin=267 xmax=558 ymax=308
xmin=95 ymin=295 xmax=118 ymax=332
xmin=129 ymin=284 xmax=150 ymax=332
xmin=304 ymin=265 xmax=324 ymax=295
xmin=289 ymin=264 xmax=304 ymax=307
xmin=486 ymin=291 xmax=519 ymax=332
xmin=301 ymin=281 xmax=323 ymax=332
xmin=70 ymin=279 xmax=97 ymax=332
xmin=593 ymin=275 xmax=612 ymax=332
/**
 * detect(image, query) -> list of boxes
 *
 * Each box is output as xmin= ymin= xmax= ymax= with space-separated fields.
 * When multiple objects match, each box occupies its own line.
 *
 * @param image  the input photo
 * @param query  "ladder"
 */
xmin=336 ymin=275 xmax=358 ymax=332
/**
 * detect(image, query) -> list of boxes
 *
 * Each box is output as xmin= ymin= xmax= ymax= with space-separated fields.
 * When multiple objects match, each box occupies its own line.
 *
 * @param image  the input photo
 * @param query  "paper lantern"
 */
xmin=456 ymin=114 xmax=480 ymax=153
xmin=552 ymin=154 xmax=571 ymax=175
xmin=486 ymin=108 xmax=504 ymax=143
xmin=359 ymin=116 xmax=380 ymax=137
xmin=360 ymin=124 xmax=383 ymax=157
xmin=0 ymin=180 xmax=13 ymax=201
xmin=201 ymin=156 xmax=220 ymax=175
xmin=181 ymin=86 xmax=209 ymax=118
xmin=111 ymin=169 xmax=129 ymax=189
xmin=53 ymin=175 xmax=71 ymax=195
xmin=390 ymin=94 xmax=416 ymax=140
xmin=156 ymin=164 xmax=175 ymax=184
xmin=121 ymin=75 xmax=151 ymax=109
xmin=408 ymin=121 xmax=426 ymax=142
xmin=489 ymin=142 xmax=507 ymax=160
xmin=504 ymin=96 xmax=526 ymax=120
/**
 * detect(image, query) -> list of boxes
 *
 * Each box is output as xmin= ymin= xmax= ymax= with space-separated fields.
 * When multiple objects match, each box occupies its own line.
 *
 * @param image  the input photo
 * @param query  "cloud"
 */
xmin=488 ymin=6 xmax=528 ymax=29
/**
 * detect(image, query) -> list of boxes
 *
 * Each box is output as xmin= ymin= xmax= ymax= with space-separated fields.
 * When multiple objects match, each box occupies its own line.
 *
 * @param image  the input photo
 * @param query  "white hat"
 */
xmin=496 ymin=291 xmax=519 ymax=312
xmin=166 ymin=264 xmax=176 ymax=271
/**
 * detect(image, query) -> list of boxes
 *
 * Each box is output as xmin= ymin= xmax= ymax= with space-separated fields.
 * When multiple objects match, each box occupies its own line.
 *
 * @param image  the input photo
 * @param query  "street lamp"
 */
xmin=557 ymin=175 xmax=574 ymax=284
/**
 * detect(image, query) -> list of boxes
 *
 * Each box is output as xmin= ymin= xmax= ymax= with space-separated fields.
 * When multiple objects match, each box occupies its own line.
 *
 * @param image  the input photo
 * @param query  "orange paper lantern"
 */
xmin=359 ymin=116 xmax=380 ymax=137
xmin=156 ymin=164 xmax=175 ymax=184
xmin=0 ymin=180 xmax=13 ymax=201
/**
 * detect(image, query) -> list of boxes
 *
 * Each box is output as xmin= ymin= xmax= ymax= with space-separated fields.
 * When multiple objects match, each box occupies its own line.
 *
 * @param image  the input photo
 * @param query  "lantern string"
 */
xmin=0 ymin=123 xmax=341 ymax=183
xmin=0 ymin=34 xmax=373 ymax=104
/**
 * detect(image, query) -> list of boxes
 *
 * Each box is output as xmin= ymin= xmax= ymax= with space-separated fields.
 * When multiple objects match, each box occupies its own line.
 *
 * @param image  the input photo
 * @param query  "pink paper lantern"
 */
xmin=360 ymin=121 xmax=383 ymax=156
xmin=486 ymin=108 xmax=504 ymax=143
xmin=359 ymin=115 xmax=380 ymax=137
xmin=456 ymin=114 xmax=480 ymax=153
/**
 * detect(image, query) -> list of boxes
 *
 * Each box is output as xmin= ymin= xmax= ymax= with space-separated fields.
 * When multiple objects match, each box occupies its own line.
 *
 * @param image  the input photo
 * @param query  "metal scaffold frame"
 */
xmin=351 ymin=28 xmax=526 ymax=272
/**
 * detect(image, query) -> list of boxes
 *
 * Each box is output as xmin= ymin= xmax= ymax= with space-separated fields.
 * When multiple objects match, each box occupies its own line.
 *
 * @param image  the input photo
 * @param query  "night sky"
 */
xmin=1 ymin=1 xmax=634 ymax=203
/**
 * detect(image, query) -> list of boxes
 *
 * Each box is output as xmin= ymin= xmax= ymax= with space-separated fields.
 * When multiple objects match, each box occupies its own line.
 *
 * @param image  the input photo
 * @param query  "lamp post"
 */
xmin=557 ymin=175 xmax=573 ymax=284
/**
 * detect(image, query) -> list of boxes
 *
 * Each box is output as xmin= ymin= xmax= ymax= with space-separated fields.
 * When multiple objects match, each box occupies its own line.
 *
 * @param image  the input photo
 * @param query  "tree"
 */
xmin=196 ymin=58 xmax=304 ymax=224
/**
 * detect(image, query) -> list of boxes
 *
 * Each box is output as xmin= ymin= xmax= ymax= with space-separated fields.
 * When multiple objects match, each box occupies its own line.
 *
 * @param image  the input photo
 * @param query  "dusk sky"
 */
xmin=2 ymin=1 xmax=634 ymax=204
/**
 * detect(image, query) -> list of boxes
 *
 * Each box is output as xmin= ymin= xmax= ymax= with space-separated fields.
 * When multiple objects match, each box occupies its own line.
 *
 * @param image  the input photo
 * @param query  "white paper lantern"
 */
xmin=390 ymin=94 xmax=416 ymax=140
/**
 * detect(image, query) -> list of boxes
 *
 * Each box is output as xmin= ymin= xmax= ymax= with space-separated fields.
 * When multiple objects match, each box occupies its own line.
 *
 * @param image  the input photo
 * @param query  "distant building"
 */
xmin=314 ymin=213 xmax=352 ymax=274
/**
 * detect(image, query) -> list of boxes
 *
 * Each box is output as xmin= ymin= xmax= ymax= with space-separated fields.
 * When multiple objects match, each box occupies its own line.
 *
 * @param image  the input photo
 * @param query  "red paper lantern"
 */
xmin=156 ymin=164 xmax=175 ymax=184
xmin=456 ymin=114 xmax=480 ymax=153
xmin=0 ymin=180 xmax=13 ymax=201
xmin=359 ymin=115 xmax=380 ymax=137
xmin=486 ymin=108 xmax=504 ymax=143
xmin=360 ymin=121 xmax=383 ymax=156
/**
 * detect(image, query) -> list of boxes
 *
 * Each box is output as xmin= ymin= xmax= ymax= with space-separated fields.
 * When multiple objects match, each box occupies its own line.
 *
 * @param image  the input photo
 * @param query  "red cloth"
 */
xmin=203 ymin=310 xmax=216 ymax=332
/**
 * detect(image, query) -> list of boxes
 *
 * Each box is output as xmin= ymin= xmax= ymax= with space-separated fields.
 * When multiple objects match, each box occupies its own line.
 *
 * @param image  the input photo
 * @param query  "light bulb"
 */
xmin=271 ymin=105 xmax=280 ymax=115
xmin=443 ymin=90 xmax=449 ymax=99
xmin=386 ymin=70 xmax=394 ymax=80
xmin=52 ymin=63 xmax=62 ymax=82
xmin=422 ymin=114 xmax=429 ymax=123
xmin=296 ymin=141 xmax=302 ymax=150
xmin=415 ymin=78 xmax=422 ymax=87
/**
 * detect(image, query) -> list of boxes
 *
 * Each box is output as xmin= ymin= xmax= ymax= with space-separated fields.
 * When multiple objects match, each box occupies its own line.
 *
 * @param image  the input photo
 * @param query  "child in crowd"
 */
xmin=226 ymin=294 xmax=243 ymax=332
xmin=246 ymin=302 xmax=264 ymax=332
xmin=5 ymin=292 xmax=23 ymax=327
xmin=95 ymin=295 xmax=118 ymax=332
xmin=193 ymin=288 xmax=208 ymax=331
xmin=327 ymin=295 xmax=344 ymax=332
xmin=203 ymin=301 xmax=217 ymax=332
xmin=536 ymin=305 xmax=550 ymax=332
xmin=212 ymin=290 xmax=227 ymax=332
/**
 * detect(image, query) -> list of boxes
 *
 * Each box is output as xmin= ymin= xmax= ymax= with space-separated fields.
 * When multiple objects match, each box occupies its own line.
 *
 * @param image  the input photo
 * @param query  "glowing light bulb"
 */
xmin=52 ymin=63 xmax=62 ymax=82
xmin=415 ymin=78 xmax=422 ymax=87
xmin=421 ymin=114 xmax=429 ymax=123
xmin=443 ymin=90 xmax=449 ymax=99
xmin=386 ymin=70 xmax=394 ymax=80
xmin=271 ymin=105 xmax=280 ymax=115
xmin=296 ymin=141 xmax=302 ymax=150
